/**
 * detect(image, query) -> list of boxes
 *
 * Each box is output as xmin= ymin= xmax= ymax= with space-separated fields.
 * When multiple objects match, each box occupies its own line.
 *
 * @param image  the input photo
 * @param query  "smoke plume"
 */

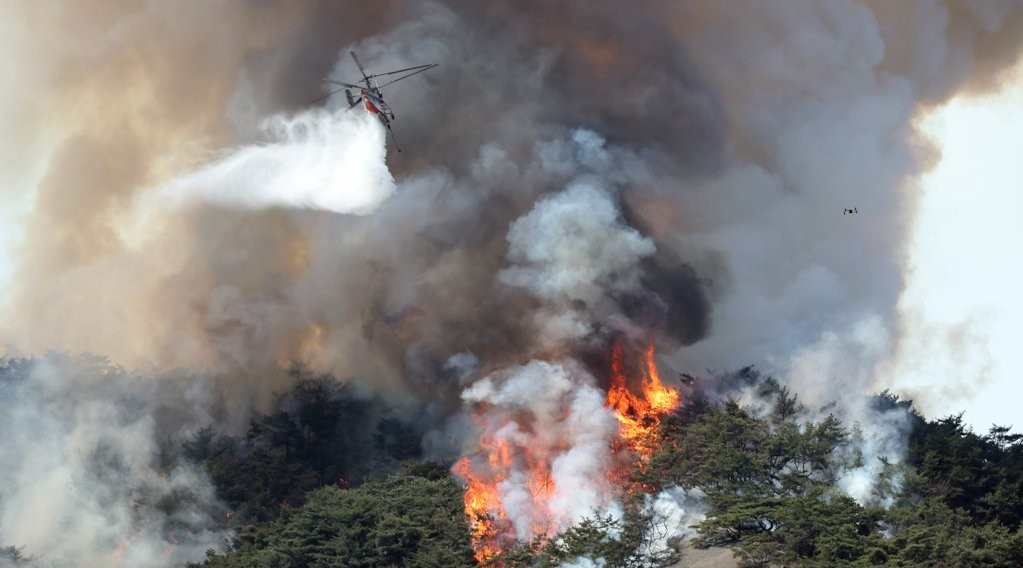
xmin=460 ymin=360 xmax=620 ymax=541
xmin=3 ymin=0 xmax=1023 ymax=562
xmin=0 ymin=355 xmax=228 ymax=567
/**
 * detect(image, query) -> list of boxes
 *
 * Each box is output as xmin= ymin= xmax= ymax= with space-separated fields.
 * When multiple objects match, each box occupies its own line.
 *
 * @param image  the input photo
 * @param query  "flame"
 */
xmin=452 ymin=428 xmax=512 ymax=563
xmin=453 ymin=452 xmax=504 ymax=563
xmin=607 ymin=342 xmax=680 ymax=459
xmin=454 ymin=341 xmax=680 ymax=561
xmin=453 ymin=425 xmax=559 ymax=564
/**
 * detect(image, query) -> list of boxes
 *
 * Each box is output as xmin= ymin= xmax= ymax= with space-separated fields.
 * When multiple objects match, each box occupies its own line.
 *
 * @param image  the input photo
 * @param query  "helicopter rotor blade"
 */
xmin=350 ymin=51 xmax=370 ymax=81
xmin=374 ymin=64 xmax=439 ymax=89
xmin=323 ymin=79 xmax=363 ymax=90
xmin=366 ymin=63 xmax=438 ymax=80
xmin=309 ymin=86 xmax=348 ymax=105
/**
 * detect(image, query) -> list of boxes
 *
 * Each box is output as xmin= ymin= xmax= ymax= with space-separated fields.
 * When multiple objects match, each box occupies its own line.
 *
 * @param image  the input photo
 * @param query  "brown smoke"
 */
xmin=3 ymin=1 xmax=1023 ymax=564
xmin=3 ymin=2 xmax=407 ymax=396
xmin=2 ymin=0 xmax=1021 ymax=423
xmin=4 ymin=1 xmax=720 ymax=405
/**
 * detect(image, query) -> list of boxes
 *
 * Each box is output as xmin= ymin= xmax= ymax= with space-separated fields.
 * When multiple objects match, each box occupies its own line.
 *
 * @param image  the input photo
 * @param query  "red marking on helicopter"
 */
xmin=315 ymin=51 xmax=438 ymax=153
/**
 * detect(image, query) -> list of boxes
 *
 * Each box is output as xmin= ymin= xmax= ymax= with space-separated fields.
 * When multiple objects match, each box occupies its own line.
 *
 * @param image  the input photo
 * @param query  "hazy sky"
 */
xmin=0 ymin=1 xmax=1021 ymax=429
xmin=3 ymin=4 xmax=1023 ymax=564
xmin=883 ymin=62 xmax=1023 ymax=430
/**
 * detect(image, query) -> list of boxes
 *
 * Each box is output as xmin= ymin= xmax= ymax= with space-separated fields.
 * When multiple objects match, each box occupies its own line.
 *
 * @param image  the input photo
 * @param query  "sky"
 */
xmin=883 ymin=62 xmax=1023 ymax=430
xmin=0 ymin=2 xmax=1021 ymax=428
xmin=2 ymin=3 xmax=1023 ymax=564
xmin=0 ymin=8 xmax=32 ymax=324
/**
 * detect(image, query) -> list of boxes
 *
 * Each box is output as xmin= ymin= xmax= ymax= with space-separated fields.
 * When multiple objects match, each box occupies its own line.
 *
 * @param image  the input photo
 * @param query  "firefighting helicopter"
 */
xmin=316 ymin=51 xmax=438 ymax=152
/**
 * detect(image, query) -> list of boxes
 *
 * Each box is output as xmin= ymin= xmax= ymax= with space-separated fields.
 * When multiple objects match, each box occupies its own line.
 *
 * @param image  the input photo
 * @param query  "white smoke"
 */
xmin=156 ymin=109 xmax=394 ymax=214
xmin=558 ymin=557 xmax=607 ymax=568
xmin=838 ymin=408 xmax=910 ymax=506
xmin=662 ymin=2 xmax=947 ymax=502
xmin=640 ymin=487 xmax=708 ymax=560
xmin=777 ymin=316 xmax=912 ymax=504
xmin=0 ymin=356 xmax=227 ymax=567
xmin=497 ymin=148 xmax=657 ymax=348
xmin=500 ymin=181 xmax=655 ymax=304
xmin=461 ymin=359 xmax=621 ymax=540
xmin=544 ymin=487 xmax=706 ymax=568
xmin=6 ymin=2 xmax=1023 ymax=564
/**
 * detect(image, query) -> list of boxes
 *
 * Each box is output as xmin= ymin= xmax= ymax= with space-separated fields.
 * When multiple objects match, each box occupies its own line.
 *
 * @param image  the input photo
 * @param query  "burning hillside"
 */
xmin=452 ymin=340 xmax=682 ymax=562
xmin=608 ymin=342 xmax=681 ymax=460
xmin=4 ymin=1 xmax=1023 ymax=566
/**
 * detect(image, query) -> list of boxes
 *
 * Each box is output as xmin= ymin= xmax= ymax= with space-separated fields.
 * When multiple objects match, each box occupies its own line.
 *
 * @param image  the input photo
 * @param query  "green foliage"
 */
xmin=183 ymin=365 xmax=425 ymax=525
xmin=647 ymin=373 xmax=1023 ymax=568
xmin=647 ymin=393 xmax=848 ymax=511
xmin=498 ymin=501 xmax=678 ymax=568
xmin=537 ymin=514 xmax=642 ymax=568
xmin=908 ymin=414 xmax=1023 ymax=529
xmin=693 ymin=487 xmax=886 ymax=566
xmin=8 ymin=355 xmax=1023 ymax=568
xmin=192 ymin=465 xmax=475 ymax=568
xmin=876 ymin=497 xmax=1023 ymax=567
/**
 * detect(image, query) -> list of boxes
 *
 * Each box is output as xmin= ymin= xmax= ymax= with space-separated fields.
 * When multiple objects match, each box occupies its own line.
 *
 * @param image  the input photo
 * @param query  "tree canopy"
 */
xmin=4 ymin=355 xmax=1023 ymax=568
xmin=192 ymin=465 xmax=475 ymax=568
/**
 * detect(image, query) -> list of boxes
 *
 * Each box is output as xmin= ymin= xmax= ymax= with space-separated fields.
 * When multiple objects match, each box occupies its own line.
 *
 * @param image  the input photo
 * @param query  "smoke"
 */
xmin=3 ymin=0 xmax=1023 ymax=562
xmin=0 ymin=355 xmax=228 ymax=567
xmin=500 ymin=179 xmax=654 ymax=304
xmin=663 ymin=0 xmax=1023 ymax=413
xmin=640 ymin=488 xmax=708 ymax=559
xmin=156 ymin=110 xmax=395 ymax=214
xmin=461 ymin=360 xmax=620 ymax=540
xmin=499 ymin=176 xmax=656 ymax=346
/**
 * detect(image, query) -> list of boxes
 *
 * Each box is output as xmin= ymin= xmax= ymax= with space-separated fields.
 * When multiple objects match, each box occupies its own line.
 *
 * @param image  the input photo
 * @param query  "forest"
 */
xmin=1 ymin=356 xmax=1021 ymax=567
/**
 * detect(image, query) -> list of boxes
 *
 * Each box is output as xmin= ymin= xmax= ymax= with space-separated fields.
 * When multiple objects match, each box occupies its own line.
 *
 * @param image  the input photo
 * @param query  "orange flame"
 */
xmin=453 ymin=426 xmax=514 ymax=563
xmin=454 ymin=342 xmax=680 ymax=561
xmin=453 ymin=421 xmax=564 ymax=564
xmin=607 ymin=341 xmax=680 ymax=459
xmin=453 ymin=451 xmax=505 ymax=563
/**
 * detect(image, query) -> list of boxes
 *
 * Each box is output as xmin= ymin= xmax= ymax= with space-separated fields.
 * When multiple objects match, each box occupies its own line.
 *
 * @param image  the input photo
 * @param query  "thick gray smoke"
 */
xmin=3 ymin=0 xmax=1023 ymax=562
xmin=0 ymin=355 xmax=229 ymax=567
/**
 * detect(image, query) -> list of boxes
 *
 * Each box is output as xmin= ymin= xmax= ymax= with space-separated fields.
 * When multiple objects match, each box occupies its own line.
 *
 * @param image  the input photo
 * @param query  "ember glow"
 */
xmin=6 ymin=2 xmax=1023 ymax=566
xmin=608 ymin=341 xmax=681 ymax=459
xmin=452 ymin=446 xmax=506 ymax=563
xmin=453 ymin=347 xmax=681 ymax=561
xmin=452 ymin=426 xmax=559 ymax=563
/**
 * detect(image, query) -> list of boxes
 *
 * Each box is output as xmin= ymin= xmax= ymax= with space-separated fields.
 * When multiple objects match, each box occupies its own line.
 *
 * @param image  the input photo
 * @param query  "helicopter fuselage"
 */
xmin=325 ymin=51 xmax=437 ymax=151
xmin=361 ymin=88 xmax=394 ymax=126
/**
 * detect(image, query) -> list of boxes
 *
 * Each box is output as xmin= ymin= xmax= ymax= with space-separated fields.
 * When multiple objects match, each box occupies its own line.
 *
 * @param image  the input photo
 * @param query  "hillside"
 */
xmin=3 ymin=355 xmax=1021 ymax=567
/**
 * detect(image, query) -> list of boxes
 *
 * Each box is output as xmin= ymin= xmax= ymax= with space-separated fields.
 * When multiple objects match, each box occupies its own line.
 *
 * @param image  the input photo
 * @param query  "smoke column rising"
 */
xmin=0 ymin=356 xmax=229 ymax=567
xmin=2 ymin=0 xmax=1023 ymax=562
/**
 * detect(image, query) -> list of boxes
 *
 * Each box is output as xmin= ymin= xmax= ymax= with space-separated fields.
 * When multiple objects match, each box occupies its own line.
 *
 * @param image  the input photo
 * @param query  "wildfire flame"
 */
xmin=452 ymin=424 xmax=561 ymax=563
xmin=454 ymin=341 xmax=681 ymax=562
xmin=452 ymin=430 xmax=511 ymax=563
xmin=607 ymin=342 xmax=680 ymax=459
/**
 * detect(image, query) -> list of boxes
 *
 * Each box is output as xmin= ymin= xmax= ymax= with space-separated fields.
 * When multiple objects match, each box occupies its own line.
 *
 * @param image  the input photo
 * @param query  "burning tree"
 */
xmin=451 ymin=340 xmax=683 ymax=563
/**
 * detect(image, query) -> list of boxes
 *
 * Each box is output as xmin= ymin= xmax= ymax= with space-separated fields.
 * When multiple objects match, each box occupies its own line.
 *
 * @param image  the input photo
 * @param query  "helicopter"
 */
xmin=316 ymin=51 xmax=438 ymax=152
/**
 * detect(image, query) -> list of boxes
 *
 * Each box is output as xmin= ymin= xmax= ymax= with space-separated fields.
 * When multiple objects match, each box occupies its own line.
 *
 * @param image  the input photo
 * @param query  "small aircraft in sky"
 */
xmin=316 ymin=51 xmax=438 ymax=152
xmin=843 ymin=207 xmax=859 ymax=215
